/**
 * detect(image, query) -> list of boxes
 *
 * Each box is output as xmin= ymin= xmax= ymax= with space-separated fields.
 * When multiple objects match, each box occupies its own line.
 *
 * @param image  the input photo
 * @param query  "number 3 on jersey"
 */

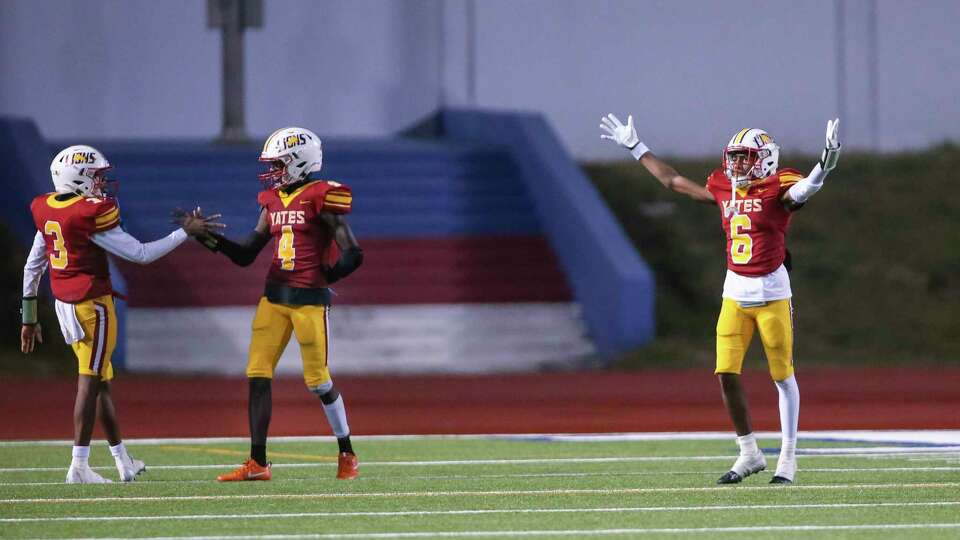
xmin=44 ymin=220 xmax=69 ymax=269
xmin=730 ymin=214 xmax=753 ymax=264
xmin=278 ymin=225 xmax=296 ymax=270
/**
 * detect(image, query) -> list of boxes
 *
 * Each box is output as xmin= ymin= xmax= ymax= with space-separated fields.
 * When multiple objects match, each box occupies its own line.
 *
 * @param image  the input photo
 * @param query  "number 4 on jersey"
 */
xmin=278 ymin=225 xmax=296 ymax=270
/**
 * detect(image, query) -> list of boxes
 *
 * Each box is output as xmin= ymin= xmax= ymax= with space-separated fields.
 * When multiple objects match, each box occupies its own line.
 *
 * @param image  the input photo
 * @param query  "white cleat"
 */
xmin=116 ymin=454 xmax=146 ymax=482
xmin=66 ymin=465 xmax=112 ymax=484
xmin=717 ymin=450 xmax=766 ymax=484
xmin=771 ymin=457 xmax=796 ymax=484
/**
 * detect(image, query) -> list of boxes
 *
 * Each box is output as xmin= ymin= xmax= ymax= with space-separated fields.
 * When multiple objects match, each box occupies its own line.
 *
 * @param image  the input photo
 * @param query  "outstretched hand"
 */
xmin=820 ymin=118 xmax=841 ymax=171
xmin=21 ymin=324 xmax=42 ymax=353
xmin=600 ymin=113 xmax=640 ymax=150
xmin=172 ymin=207 xmax=226 ymax=237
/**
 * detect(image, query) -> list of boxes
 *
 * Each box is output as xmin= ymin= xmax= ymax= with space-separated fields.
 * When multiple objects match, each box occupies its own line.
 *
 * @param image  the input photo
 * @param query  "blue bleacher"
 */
xmin=64 ymin=139 xmax=542 ymax=240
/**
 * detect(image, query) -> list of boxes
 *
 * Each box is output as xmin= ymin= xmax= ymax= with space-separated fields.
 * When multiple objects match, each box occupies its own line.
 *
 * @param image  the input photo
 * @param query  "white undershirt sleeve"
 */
xmin=787 ymin=162 xmax=828 ymax=204
xmin=91 ymin=227 xmax=188 ymax=265
xmin=22 ymin=231 xmax=49 ymax=297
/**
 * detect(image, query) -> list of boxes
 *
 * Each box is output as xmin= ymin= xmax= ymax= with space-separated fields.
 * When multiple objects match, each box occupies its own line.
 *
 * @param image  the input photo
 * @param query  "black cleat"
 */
xmin=716 ymin=471 xmax=744 ymax=484
xmin=769 ymin=475 xmax=793 ymax=484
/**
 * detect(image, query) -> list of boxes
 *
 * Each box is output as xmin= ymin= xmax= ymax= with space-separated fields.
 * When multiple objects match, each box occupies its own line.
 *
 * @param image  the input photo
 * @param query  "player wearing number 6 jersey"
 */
xmin=21 ymin=145 xmax=219 ymax=484
xmin=197 ymin=126 xmax=363 ymax=482
xmin=601 ymin=114 xmax=841 ymax=485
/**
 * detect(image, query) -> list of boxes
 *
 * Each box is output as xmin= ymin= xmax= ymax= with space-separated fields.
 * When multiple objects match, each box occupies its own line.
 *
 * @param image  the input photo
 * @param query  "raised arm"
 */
xmin=781 ymin=118 xmax=841 ymax=211
xmin=92 ymin=208 xmax=223 ymax=265
xmin=319 ymin=213 xmax=363 ymax=284
xmin=600 ymin=113 xmax=714 ymax=204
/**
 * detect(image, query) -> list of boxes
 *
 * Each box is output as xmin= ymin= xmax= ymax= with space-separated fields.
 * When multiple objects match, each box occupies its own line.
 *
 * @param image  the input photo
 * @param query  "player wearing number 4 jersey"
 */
xmin=20 ymin=145 xmax=220 ymax=484
xmin=197 ymin=127 xmax=363 ymax=482
xmin=601 ymin=113 xmax=842 ymax=485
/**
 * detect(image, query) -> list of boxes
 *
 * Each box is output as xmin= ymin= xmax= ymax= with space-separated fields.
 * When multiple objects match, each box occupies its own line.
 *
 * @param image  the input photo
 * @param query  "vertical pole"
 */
xmin=835 ymin=0 xmax=846 ymax=132
xmin=220 ymin=0 xmax=247 ymax=142
xmin=866 ymin=0 xmax=880 ymax=150
xmin=438 ymin=0 xmax=446 ymax=108
xmin=465 ymin=0 xmax=476 ymax=106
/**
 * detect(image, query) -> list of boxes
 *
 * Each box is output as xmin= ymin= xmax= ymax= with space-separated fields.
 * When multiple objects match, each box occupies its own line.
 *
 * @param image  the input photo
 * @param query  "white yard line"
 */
xmin=4 ymin=501 xmax=960 ymax=523
xmin=5 ymin=466 xmax=960 ymax=487
xmin=3 ymin=483 xmax=959 ymax=505
xmin=53 ymin=523 xmax=960 ymax=539
xmin=3 ymin=452 xmax=960 ymax=475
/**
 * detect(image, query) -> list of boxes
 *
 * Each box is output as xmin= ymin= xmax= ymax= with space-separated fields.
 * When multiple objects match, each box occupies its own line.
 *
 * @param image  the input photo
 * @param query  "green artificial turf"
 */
xmin=1 ymin=436 xmax=958 ymax=539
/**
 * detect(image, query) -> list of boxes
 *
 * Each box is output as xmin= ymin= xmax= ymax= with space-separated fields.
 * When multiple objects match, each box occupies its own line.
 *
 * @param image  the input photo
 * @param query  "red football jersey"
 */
xmin=705 ymin=168 xmax=803 ymax=277
xmin=257 ymin=180 xmax=353 ymax=288
xmin=30 ymin=193 xmax=121 ymax=302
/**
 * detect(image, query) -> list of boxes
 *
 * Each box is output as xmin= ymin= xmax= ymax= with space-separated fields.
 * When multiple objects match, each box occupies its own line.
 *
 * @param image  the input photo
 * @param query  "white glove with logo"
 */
xmin=600 ymin=113 xmax=649 ymax=159
xmin=789 ymin=118 xmax=841 ymax=204
xmin=820 ymin=118 xmax=841 ymax=171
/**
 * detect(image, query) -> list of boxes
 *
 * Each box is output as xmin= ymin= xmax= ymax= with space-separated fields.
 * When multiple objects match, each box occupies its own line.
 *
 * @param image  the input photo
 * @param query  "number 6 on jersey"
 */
xmin=729 ymin=214 xmax=753 ymax=265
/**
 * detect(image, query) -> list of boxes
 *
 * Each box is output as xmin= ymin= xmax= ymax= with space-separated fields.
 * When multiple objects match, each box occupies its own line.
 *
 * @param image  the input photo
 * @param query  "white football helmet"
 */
xmin=259 ymin=127 xmax=323 ymax=188
xmin=50 ymin=145 xmax=112 ymax=197
xmin=723 ymin=128 xmax=779 ymax=188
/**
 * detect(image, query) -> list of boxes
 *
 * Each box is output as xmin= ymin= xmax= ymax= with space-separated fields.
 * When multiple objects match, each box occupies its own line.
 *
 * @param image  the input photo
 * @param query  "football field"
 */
xmin=2 ymin=432 xmax=960 ymax=539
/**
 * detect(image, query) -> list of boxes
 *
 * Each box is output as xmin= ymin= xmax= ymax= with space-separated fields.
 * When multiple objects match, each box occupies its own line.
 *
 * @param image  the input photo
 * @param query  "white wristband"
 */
xmin=630 ymin=142 xmax=650 ymax=160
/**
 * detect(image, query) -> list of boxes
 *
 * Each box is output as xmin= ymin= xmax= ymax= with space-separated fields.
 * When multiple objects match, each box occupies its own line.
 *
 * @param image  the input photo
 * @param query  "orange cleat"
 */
xmin=217 ymin=459 xmax=272 ymax=482
xmin=336 ymin=452 xmax=359 ymax=480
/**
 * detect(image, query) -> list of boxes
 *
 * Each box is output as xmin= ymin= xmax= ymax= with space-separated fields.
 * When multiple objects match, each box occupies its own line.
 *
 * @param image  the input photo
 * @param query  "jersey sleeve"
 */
xmin=776 ymin=168 xmax=804 ymax=196
xmin=91 ymin=199 xmax=121 ymax=233
xmin=319 ymin=182 xmax=352 ymax=214
xmin=705 ymin=169 xmax=725 ymax=194
xmin=256 ymin=190 xmax=272 ymax=209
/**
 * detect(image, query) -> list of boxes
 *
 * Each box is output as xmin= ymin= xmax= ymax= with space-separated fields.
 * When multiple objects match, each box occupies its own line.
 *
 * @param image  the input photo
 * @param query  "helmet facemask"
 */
xmin=724 ymin=148 xmax=761 ymax=189
xmin=258 ymin=157 xmax=291 ymax=189
xmin=90 ymin=167 xmax=119 ymax=198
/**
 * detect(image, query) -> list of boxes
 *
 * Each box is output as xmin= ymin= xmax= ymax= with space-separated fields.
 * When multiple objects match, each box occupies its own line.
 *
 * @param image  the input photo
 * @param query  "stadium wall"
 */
xmin=1 ymin=1 xmax=958 ymax=158
xmin=435 ymin=110 xmax=656 ymax=354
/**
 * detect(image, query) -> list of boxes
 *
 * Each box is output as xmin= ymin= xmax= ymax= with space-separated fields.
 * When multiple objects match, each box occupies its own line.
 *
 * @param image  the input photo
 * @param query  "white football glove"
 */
xmin=600 ymin=113 xmax=640 ymax=150
xmin=820 ymin=118 xmax=841 ymax=171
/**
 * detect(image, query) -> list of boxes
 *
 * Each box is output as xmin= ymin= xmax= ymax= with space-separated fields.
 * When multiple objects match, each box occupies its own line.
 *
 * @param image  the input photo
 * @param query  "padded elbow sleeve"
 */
xmin=204 ymin=232 xmax=269 ymax=267
xmin=325 ymin=246 xmax=364 ymax=284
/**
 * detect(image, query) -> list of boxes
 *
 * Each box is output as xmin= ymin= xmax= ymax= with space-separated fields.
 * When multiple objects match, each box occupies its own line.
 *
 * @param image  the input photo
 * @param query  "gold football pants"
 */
xmin=246 ymin=297 xmax=331 ymax=388
xmin=71 ymin=294 xmax=117 ymax=381
xmin=715 ymin=298 xmax=794 ymax=381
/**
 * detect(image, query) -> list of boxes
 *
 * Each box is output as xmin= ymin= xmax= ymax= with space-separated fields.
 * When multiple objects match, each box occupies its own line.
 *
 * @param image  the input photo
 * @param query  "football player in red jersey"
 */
xmin=20 ymin=145 xmax=219 ymax=483
xmin=197 ymin=127 xmax=363 ymax=482
xmin=601 ymin=114 xmax=841 ymax=485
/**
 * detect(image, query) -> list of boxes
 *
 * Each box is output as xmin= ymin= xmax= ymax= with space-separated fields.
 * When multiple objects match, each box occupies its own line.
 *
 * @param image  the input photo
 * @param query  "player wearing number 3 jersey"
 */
xmin=601 ymin=113 xmax=842 ymax=485
xmin=197 ymin=127 xmax=363 ymax=482
xmin=20 ymin=145 xmax=220 ymax=484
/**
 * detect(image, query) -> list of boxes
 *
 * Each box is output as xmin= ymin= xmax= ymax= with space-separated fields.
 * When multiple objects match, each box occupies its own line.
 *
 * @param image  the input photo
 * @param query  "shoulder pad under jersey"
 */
xmin=88 ymin=198 xmax=121 ymax=233
xmin=256 ymin=189 xmax=276 ymax=208
xmin=705 ymin=169 xmax=728 ymax=190
xmin=776 ymin=168 xmax=804 ymax=186
xmin=317 ymin=180 xmax=352 ymax=214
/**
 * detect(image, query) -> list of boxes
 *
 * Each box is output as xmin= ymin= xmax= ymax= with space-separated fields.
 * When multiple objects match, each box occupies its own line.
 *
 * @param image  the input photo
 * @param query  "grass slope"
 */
xmin=583 ymin=145 xmax=960 ymax=369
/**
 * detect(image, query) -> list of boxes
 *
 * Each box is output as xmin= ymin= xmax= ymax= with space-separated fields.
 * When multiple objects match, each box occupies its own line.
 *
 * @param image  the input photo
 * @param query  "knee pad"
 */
xmin=308 ymin=380 xmax=339 ymax=404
